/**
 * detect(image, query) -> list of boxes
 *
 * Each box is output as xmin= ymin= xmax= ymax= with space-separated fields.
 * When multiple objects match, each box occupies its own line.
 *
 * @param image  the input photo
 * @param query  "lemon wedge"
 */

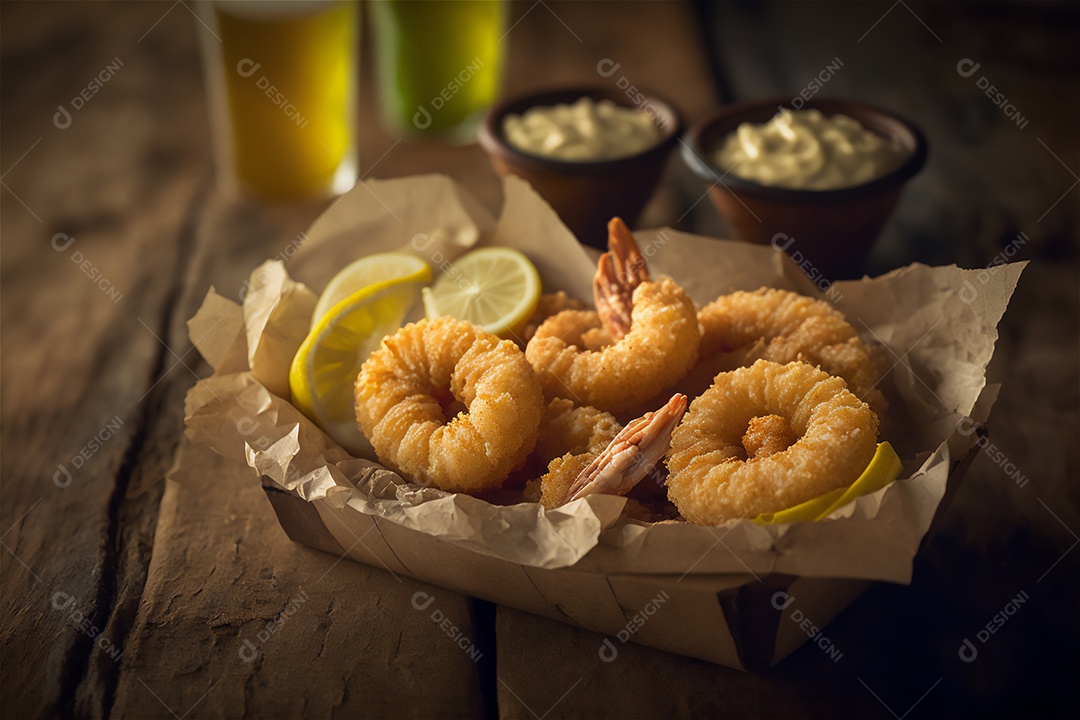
xmin=753 ymin=442 xmax=903 ymax=524
xmin=812 ymin=441 xmax=903 ymax=519
xmin=421 ymin=247 xmax=541 ymax=339
xmin=312 ymin=252 xmax=431 ymax=326
xmin=290 ymin=260 xmax=430 ymax=457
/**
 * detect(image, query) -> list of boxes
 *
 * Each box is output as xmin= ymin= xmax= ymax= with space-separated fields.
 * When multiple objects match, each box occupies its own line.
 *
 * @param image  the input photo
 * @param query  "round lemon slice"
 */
xmin=312 ymin=252 xmax=431 ymax=326
xmin=290 ymin=268 xmax=428 ymax=457
xmin=421 ymin=247 xmax=541 ymax=338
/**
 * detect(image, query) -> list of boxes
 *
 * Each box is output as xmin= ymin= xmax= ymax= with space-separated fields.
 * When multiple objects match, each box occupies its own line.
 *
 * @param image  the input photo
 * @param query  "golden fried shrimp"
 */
xmin=531 ymin=454 xmax=593 ymax=509
xmin=524 ymin=398 xmax=620 ymax=507
xmin=523 ymin=216 xmax=643 ymax=348
xmin=526 ymin=221 xmax=700 ymax=414
xmin=561 ymin=393 xmax=687 ymax=505
xmin=356 ymin=317 xmax=544 ymax=494
xmin=528 ymin=279 xmax=699 ymax=414
xmin=666 ymin=360 xmax=878 ymax=525
xmin=522 ymin=291 xmax=588 ymax=343
xmin=697 ymin=288 xmax=887 ymax=412
xmin=534 ymin=398 xmax=621 ymax=465
xmin=742 ymin=414 xmax=797 ymax=458
xmin=534 ymin=394 xmax=686 ymax=509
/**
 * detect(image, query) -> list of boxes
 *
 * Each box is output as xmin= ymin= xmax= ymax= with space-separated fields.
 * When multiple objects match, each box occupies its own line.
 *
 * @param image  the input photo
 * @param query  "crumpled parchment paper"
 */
xmin=181 ymin=174 xmax=1023 ymax=582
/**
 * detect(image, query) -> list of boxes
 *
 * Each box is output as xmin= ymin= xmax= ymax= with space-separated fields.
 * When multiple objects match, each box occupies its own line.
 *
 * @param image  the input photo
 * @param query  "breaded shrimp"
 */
xmin=526 ymin=220 xmax=700 ymax=414
xmin=559 ymin=393 xmax=687 ymax=505
xmin=356 ymin=317 xmax=544 ymax=493
xmin=533 ymin=398 xmax=621 ymax=466
xmin=523 ymin=398 xmax=621 ymax=507
xmin=666 ymin=360 xmax=878 ymax=525
xmin=521 ymin=291 xmax=588 ymax=344
xmin=696 ymin=288 xmax=887 ymax=413
xmin=531 ymin=394 xmax=687 ymax=509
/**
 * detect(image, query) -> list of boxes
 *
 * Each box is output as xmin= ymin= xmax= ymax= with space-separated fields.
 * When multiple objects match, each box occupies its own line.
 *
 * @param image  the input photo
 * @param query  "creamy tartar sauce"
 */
xmin=713 ymin=109 xmax=908 ymax=190
xmin=503 ymin=98 xmax=660 ymax=161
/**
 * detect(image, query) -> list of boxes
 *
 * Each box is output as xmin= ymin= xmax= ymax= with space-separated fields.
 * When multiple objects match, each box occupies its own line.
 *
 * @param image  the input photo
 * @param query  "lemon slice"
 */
xmin=290 ymin=270 xmax=428 ymax=457
xmin=421 ymin=247 xmax=541 ymax=338
xmin=312 ymin=252 xmax=431 ymax=326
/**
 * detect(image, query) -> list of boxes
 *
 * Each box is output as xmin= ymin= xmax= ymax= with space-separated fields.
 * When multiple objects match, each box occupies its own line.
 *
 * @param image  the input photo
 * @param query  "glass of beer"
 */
xmin=197 ymin=1 xmax=358 ymax=201
xmin=370 ymin=0 xmax=507 ymax=141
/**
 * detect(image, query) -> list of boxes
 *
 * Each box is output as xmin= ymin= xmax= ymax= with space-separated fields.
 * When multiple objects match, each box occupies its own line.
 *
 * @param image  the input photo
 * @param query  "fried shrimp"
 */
xmin=526 ymin=219 xmax=700 ymax=414
xmin=356 ymin=317 xmax=544 ymax=493
xmin=521 ymin=291 xmax=588 ymax=343
xmin=697 ymin=288 xmax=887 ymax=412
xmin=531 ymin=394 xmax=686 ymax=509
xmin=560 ymin=393 xmax=687 ymax=505
xmin=666 ymin=360 xmax=878 ymax=525
xmin=534 ymin=398 xmax=621 ymax=465
xmin=524 ymin=398 xmax=621 ymax=507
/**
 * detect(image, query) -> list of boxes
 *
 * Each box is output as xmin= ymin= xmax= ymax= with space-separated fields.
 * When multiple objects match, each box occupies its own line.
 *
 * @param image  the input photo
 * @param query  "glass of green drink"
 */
xmin=371 ymin=0 xmax=507 ymax=141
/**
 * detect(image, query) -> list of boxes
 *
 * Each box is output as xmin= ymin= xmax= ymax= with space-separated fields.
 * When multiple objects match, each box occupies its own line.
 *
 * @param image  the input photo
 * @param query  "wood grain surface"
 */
xmin=1 ymin=1 xmax=1076 ymax=719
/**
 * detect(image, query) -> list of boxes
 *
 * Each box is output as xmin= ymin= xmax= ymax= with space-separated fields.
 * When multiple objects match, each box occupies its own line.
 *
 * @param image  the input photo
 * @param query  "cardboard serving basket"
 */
xmin=258 ymin=434 xmax=981 ymax=671
xmin=182 ymin=175 xmax=1023 ymax=671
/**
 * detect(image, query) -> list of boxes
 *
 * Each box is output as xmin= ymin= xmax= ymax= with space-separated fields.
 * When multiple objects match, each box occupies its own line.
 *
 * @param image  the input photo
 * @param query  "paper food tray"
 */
xmin=181 ymin=175 xmax=1022 ymax=669
xmin=258 ymin=429 xmax=981 ymax=670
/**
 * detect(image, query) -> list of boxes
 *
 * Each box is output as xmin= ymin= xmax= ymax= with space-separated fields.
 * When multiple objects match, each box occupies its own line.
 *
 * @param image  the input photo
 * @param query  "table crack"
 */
xmin=55 ymin=179 xmax=211 ymax=719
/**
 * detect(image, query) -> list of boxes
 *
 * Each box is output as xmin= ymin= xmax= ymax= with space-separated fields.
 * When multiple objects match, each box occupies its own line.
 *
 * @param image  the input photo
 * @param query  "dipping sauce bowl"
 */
xmin=682 ymin=97 xmax=927 ymax=279
xmin=479 ymin=86 xmax=683 ymax=250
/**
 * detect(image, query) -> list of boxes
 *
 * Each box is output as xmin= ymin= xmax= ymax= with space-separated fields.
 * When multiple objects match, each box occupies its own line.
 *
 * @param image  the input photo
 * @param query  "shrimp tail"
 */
xmin=559 ymin=393 xmax=687 ymax=505
xmin=594 ymin=217 xmax=650 ymax=341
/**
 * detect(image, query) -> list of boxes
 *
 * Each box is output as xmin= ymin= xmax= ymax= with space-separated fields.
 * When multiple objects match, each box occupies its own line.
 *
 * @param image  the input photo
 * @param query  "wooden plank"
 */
xmin=0 ymin=3 xmax=208 ymax=716
xmin=494 ymin=604 xmax=837 ymax=720
xmin=109 ymin=443 xmax=487 ymax=719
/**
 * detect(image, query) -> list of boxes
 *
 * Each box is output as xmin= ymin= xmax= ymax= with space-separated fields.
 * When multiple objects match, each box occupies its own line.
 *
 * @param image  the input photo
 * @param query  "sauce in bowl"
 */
xmin=502 ymin=97 xmax=660 ymax=161
xmin=713 ymin=108 xmax=909 ymax=190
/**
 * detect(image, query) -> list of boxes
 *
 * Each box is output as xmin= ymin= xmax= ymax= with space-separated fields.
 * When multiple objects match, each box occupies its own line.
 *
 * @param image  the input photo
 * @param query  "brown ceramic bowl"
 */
xmin=683 ymin=98 xmax=927 ymax=279
xmin=478 ymin=86 xmax=683 ymax=249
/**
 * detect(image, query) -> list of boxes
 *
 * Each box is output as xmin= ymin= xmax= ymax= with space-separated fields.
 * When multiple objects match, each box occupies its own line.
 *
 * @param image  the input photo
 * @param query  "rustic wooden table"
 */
xmin=2 ymin=1 xmax=1076 ymax=718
